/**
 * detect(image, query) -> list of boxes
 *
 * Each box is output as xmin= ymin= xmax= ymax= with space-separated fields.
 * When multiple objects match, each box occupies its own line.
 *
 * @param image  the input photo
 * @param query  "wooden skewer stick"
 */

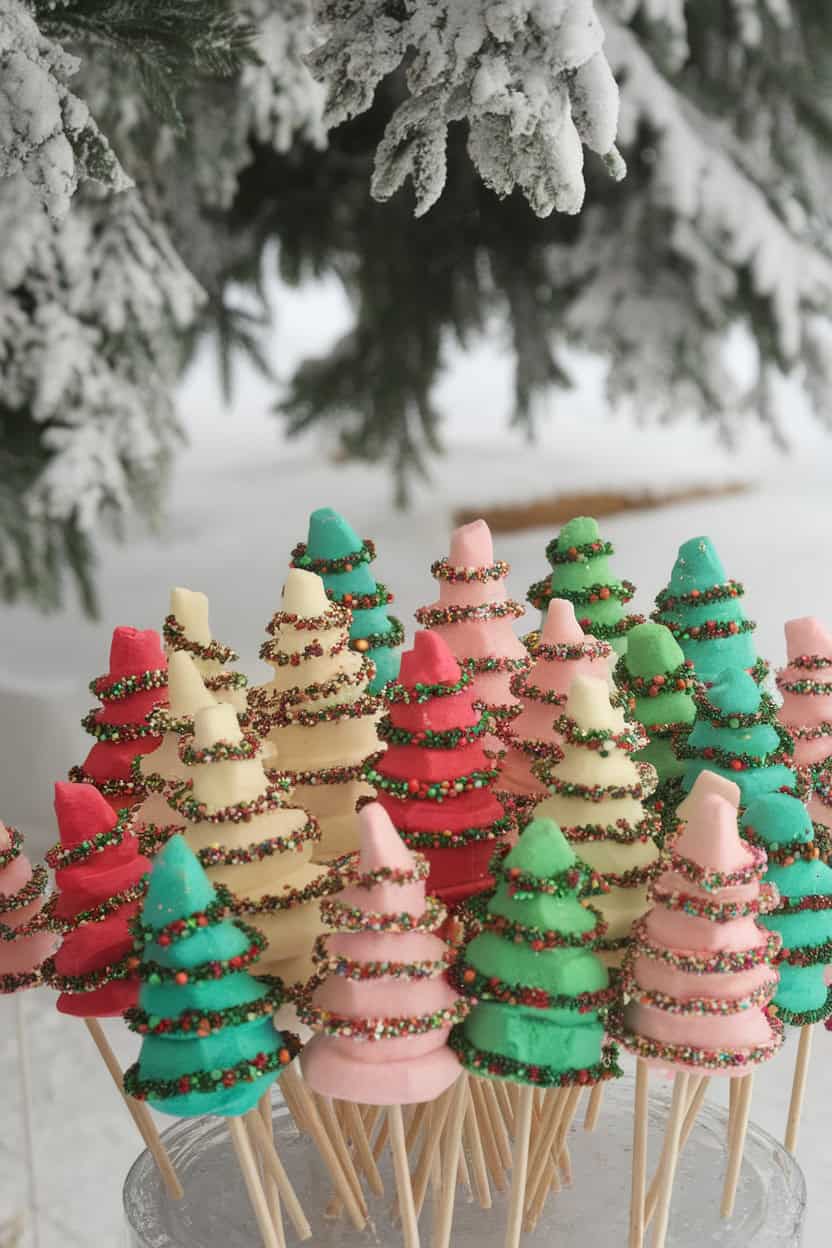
xmin=524 ymin=1087 xmax=567 ymax=1211
xmin=247 ymin=1111 xmax=305 ymax=1241
xmin=388 ymin=1105 xmax=420 ymax=1248
xmin=463 ymin=1084 xmax=492 ymax=1210
xmin=721 ymin=1073 xmax=754 ymax=1219
xmin=255 ymin=1092 xmax=286 ymax=1248
xmin=494 ymin=1080 xmax=516 ymax=1136
xmin=228 ymin=1117 xmax=282 ymax=1248
xmin=644 ymin=1075 xmax=709 ymax=1228
xmin=505 ymin=1086 xmax=534 ymax=1248
xmin=342 ymin=1100 xmax=384 ymax=1195
xmin=628 ymin=1060 xmax=649 ymax=1248
xmin=651 ymin=1071 xmax=689 ymax=1248
xmin=282 ymin=1069 xmax=367 ymax=1224
xmin=433 ymin=1074 xmax=469 ymax=1248
xmin=470 ymin=1079 xmax=507 ymax=1190
xmin=412 ymin=1088 xmax=454 ymax=1215
xmin=785 ymin=1024 xmax=813 ymax=1155
xmin=583 ymin=1082 xmax=604 ymax=1132
xmin=727 ymin=1073 xmax=738 ymax=1144
xmin=481 ymin=1079 xmax=513 ymax=1170
xmin=307 ymin=1090 xmax=368 ymax=1226
xmin=83 ymin=1018 xmax=183 ymax=1201
xmin=523 ymin=1085 xmax=581 ymax=1232
xmin=405 ymin=1101 xmax=430 ymax=1153
xmin=15 ymin=995 xmax=40 ymax=1248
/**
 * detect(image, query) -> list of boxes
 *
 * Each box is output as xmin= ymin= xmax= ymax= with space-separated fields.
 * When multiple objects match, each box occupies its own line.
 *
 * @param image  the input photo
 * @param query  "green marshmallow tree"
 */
xmin=123 ymin=836 xmax=295 ymax=1119
xmin=290 ymin=507 xmax=403 ymax=692
xmin=741 ymin=793 xmax=832 ymax=1028
xmin=652 ymin=536 xmax=767 ymax=685
xmin=678 ymin=668 xmax=796 ymax=808
xmin=615 ymin=621 xmax=697 ymax=845
xmin=527 ymin=517 xmax=643 ymax=654
xmin=451 ymin=816 xmax=620 ymax=1090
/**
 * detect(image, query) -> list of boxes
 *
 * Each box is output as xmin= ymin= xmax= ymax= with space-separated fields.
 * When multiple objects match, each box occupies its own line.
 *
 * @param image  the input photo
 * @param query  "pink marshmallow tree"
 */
xmin=300 ymin=801 xmax=468 ymax=1105
xmin=612 ymin=772 xmax=784 ymax=1075
xmin=497 ymin=598 xmax=612 ymax=827
xmin=777 ymin=617 xmax=832 ymax=831
xmin=415 ymin=519 xmax=530 ymax=750
xmin=0 ymin=822 xmax=57 ymax=993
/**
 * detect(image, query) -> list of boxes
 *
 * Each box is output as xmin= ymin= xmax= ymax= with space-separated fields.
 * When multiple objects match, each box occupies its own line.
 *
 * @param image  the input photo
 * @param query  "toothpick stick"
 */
xmin=388 ymin=1105 xmax=420 ymax=1248
xmin=628 ymin=1060 xmax=649 ymax=1248
xmin=255 ymin=1092 xmax=286 ymax=1248
xmin=505 ymin=1086 xmax=534 ymax=1248
xmin=463 ymin=1084 xmax=492 ymax=1210
xmin=785 ymin=1024 xmax=813 ymax=1155
xmin=342 ymin=1099 xmax=384 ymax=1195
xmin=583 ymin=1082 xmax=604 ymax=1132
xmin=721 ymin=1073 xmax=753 ymax=1219
xmin=651 ymin=1071 xmax=689 ymax=1248
xmin=83 ymin=1018 xmax=183 ymax=1201
xmin=229 ymin=1117 xmax=281 ymax=1248
xmin=434 ymin=1074 xmax=469 ymax=1248
xmin=644 ymin=1075 xmax=709 ymax=1227
xmin=15 ymin=995 xmax=40 ymax=1248
xmin=247 ymin=1110 xmax=311 ymax=1240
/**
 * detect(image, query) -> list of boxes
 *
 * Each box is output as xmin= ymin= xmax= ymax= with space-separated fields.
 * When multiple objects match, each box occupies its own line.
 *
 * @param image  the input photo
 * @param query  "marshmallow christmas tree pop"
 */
xmin=527 ymin=517 xmax=643 ymax=653
xmin=301 ymin=801 xmax=467 ymax=1248
xmin=415 ymin=519 xmax=530 ymax=745
xmin=741 ymin=792 xmax=832 ymax=1155
xmin=290 ymin=507 xmax=403 ymax=693
xmin=248 ymin=568 xmax=381 ymax=861
xmin=615 ymin=621 xmax=697 ymax=846
xmin=497 ymin=599 xmax=612 ymax=824
xmin=450 ymin=817 xmax=620 ymax=1243
xmin=678 ymin=667 xmax=796 ymax=806
xmin=164 ymin=587 xmax=248 ymax=712
xmin=652 ymin=537 xmax=767 ymax=685
xmin=533 ymin=675 xmax=661 ymax=967
xmin=0 ymin=822 xmax=57 ymax=994
xmin=70 ymin=627 xmax=168 ymax=813
xmin=124 ymin=835 xmax=309 ymax=1247
xmin=130 ymin=651 xmax=217 ymax=858
xmin=170 ymin=702 xmax=335 ymax=996
xmin=368 ymin=630 xmax=511 ymax=908
xmin=41 ymin=783 xmax=182 ymax=1199
xmin=612 ymin=776 xmax=783 ymax=1241
xmin=776 ymin=617 xmax=832 ymax=831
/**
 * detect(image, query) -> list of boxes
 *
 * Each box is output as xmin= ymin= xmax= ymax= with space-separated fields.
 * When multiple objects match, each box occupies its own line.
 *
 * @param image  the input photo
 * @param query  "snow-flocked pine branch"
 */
xmin=309 ymin=0 xmax=625 ymax=218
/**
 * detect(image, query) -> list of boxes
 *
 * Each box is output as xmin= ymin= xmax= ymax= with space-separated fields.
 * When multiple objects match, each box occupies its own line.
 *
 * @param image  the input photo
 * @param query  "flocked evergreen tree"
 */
xmin=8 ymin=4 xmax=832 ymax=602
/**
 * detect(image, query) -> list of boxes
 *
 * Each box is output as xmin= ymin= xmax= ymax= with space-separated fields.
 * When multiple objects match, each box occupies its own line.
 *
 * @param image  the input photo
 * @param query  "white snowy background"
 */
xmin=1 ymin=272 xmax=831 ymax=1245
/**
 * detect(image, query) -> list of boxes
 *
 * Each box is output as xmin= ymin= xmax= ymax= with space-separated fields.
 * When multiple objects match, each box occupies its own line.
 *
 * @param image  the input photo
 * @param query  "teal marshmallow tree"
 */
xmin=678 ymin=668 xmax=796 ymax=808
xmin=527 ymin=517 xmax=643 ymax=654
xmin=652 ymin=536 xmax=767 ymax=684
xmin=615 ymin=621 xmax=697 ymax=845
xmin=740 ymin=793 xmax=832 ymax=1028
xmin=124 ymin=835 xmax=294 ymax=1119
xmin=290 ymin=507 xmax=403 ymax=692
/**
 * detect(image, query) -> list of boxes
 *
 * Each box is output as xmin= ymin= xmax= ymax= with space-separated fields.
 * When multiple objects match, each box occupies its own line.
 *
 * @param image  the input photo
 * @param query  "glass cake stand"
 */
xmin=124 ymin=1076 xmax=806 ymax=1246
